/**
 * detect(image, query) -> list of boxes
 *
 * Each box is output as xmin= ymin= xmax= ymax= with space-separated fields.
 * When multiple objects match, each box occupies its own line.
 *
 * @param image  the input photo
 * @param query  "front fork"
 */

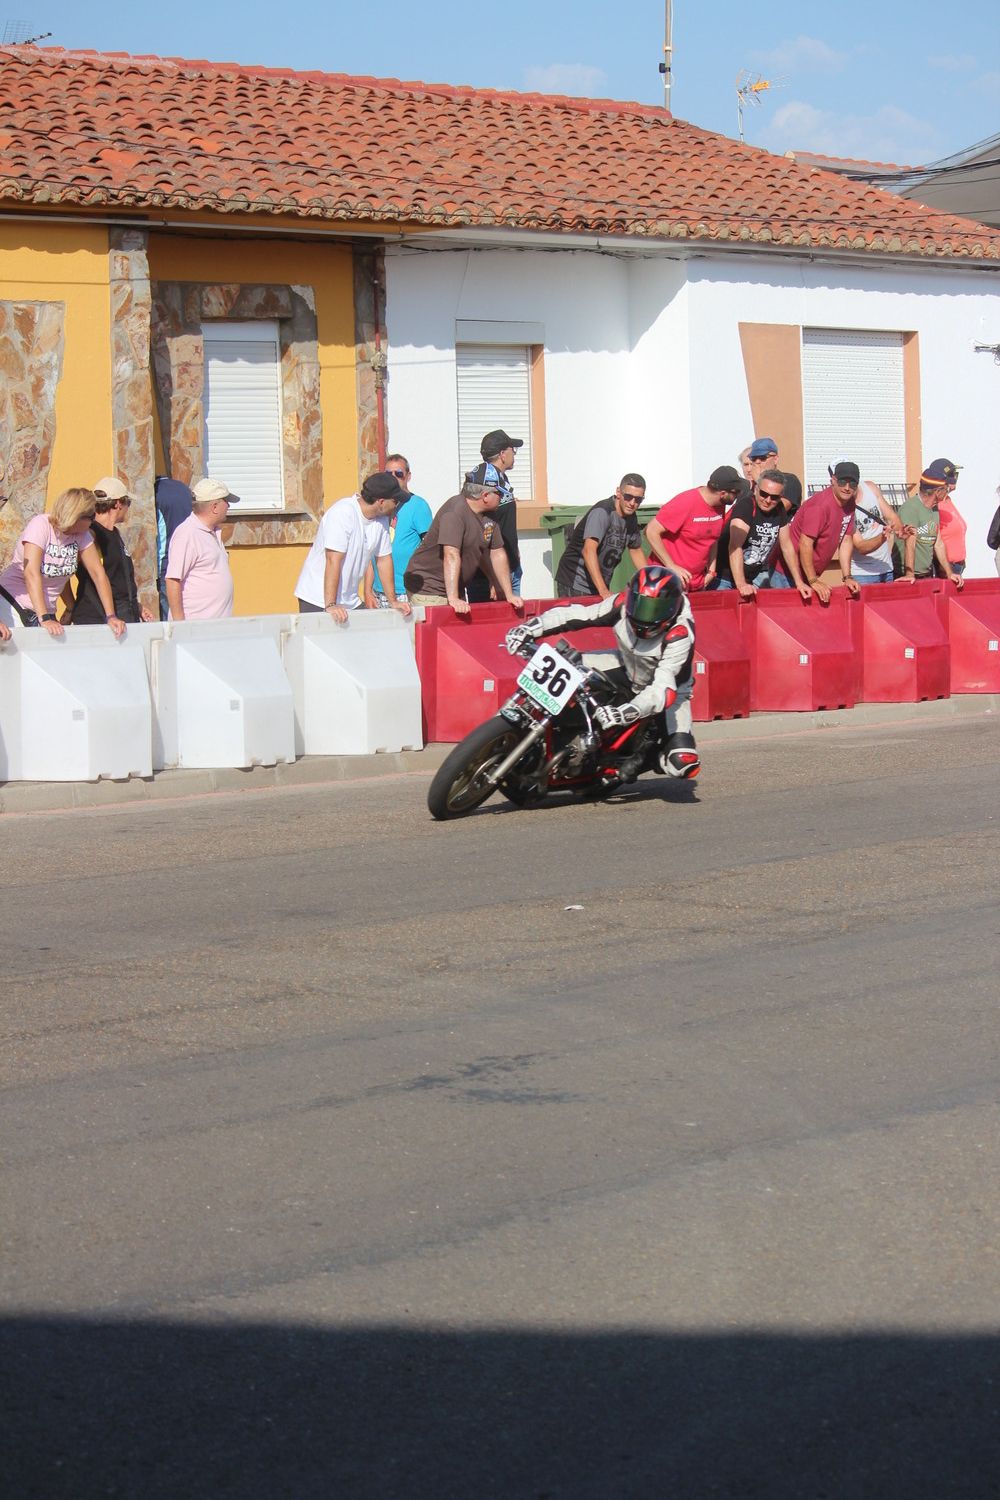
xmin=486 ymin=718 xmax=550 ymax=787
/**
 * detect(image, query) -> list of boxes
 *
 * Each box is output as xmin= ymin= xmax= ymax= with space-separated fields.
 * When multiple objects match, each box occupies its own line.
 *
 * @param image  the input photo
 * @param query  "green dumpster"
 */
xmin=540 ymin=504 xmax=659 ymax=595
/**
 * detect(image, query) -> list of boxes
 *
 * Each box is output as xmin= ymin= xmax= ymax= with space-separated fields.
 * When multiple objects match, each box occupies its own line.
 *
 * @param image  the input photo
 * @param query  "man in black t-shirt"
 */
xmin=715 ymin=469 xmax=812 ymax=598
xmin=555 ymin=474 xmax=648 ymax=597
xmin=68 ymin=478 xmax=153 ymax=624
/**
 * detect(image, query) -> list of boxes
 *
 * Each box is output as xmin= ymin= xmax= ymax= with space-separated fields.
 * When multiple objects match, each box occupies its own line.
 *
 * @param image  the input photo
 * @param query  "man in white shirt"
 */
xmin=295 ymin=472 xmax=412 ymax=623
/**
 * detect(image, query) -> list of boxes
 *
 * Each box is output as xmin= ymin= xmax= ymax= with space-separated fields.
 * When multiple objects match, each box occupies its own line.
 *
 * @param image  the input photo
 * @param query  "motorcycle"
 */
xmin=427 ymin=637 xmax=670 ymax=820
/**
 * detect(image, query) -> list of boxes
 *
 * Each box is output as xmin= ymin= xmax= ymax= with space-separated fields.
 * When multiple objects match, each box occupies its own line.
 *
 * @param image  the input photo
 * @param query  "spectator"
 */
xmin=154 ymin=477 xmax=194 ymax=620
xmin=988 ymin=485 xmax=1000 ymax=578
xmin=403 ymin=474 xmax=525 ymax=616
xmin=746 ymin=436 xmax=803 ymax=512
xmin=66 ymin=478 xmax=154 ymax=625
xmin=364 ymin=454 xmax=432 ymax=608
xmin=836 ymin=458 xmax=907 ymax=588
xmin=713 ymin=469 xmax=812 ymax=598
xmin=295 ymin=472 xmax=409 ymax=624
xmin=466 ymin=429 xmax=522 ymax=600
xmin=780 ymin=461 xmax=862 ymax=603
xmin=165 ymin=477 xmax=241 ymax=621
xmin=738 ymin=446 xmax=754 ymax=485
xmin=554 ymin=474 xmax=648 ymax=598
xmin=931 ymin=458 xmax=966 ymax=577
xmin=0 ymin=491 xmax=9 ymax=641
xmin=894 ymin=462 xmax=965 ymax=590
xmin=645 ymin=466 xmax=744 ymax=591
xmin=0 ymin=487 xmax=125 ymax=638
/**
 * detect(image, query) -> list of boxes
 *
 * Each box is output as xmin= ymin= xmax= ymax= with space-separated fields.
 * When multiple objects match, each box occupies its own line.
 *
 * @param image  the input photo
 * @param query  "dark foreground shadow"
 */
xmin=3 ymin=1320 xmax=998 ymax=1498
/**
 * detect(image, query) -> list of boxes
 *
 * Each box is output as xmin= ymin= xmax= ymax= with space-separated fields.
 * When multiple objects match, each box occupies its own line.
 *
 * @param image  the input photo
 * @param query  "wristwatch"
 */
xmin=40 ymin=612 xmax=57 ymax=622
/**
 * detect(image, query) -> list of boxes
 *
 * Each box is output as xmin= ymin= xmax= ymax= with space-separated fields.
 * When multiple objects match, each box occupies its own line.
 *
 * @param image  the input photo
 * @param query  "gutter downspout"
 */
xmin=371 ymin=254 xmax=388 ymax=469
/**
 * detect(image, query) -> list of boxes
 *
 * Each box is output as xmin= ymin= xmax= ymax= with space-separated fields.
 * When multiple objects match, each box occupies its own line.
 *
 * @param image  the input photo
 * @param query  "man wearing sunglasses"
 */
xmin=364 ymin=454 xmax=432 ymax=609
xmin=554 ymin=474 xmax=649 ymax=598
xmin=780 ymin=460 xmax=862 ymax=604
xmin=65 ymin=477 xmax=154 ymax=625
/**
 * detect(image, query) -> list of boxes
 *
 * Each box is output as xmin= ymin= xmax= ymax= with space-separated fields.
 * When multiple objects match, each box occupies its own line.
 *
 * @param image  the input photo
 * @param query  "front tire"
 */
xmin=428 ymin=716 xmax=532 ymax=820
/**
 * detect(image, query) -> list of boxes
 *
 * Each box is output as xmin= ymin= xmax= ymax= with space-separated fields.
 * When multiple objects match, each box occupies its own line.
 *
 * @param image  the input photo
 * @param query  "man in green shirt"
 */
xmin=894 ymin=461 xmax=965 ymax=589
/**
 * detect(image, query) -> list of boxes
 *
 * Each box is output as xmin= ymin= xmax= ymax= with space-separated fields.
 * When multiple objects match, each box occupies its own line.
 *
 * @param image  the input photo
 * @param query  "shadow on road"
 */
xmin=3 ymin=1318 xmax=998 ymax=1497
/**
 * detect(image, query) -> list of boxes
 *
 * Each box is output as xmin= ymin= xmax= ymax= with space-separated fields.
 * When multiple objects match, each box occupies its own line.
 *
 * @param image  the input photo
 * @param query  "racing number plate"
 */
xmin=516 ymin=643 xmax=586 ymax=717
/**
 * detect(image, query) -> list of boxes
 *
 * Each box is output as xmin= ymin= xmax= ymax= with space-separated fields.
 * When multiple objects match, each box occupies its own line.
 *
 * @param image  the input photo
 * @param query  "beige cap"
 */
xmin=192 ymin=477 xmax=232 ymax=504
xmin=93 ymin=476 xmax=129 ymax=500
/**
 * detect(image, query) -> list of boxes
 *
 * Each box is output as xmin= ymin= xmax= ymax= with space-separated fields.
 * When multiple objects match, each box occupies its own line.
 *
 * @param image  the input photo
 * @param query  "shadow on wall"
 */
xmin=3 ymin=1318 xmax=998 ymax=1498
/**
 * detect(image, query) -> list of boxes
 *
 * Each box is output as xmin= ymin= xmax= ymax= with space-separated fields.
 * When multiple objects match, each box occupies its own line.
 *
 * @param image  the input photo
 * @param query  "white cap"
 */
xmin=93 ymin=476 xmax=129 ymax=500
xmin=192 ymin=477 xmax=233 ymax=504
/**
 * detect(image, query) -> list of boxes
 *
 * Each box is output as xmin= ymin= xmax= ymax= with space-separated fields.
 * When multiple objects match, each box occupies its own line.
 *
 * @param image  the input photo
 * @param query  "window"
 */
xmin=456 ymin=343 xmax=535 ymax=500
xmin=802 ymin=329 xmax=906 ymax=492
xmin=203 ymin=321 xmax=285 ymax=510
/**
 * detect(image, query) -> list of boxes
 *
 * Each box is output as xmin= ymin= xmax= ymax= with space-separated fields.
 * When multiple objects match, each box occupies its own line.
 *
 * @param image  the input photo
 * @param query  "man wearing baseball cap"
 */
xmin=645 ymin=466 xmax=746 ymax=591
xmin=781 ymin=461 xmax=862 ymax=603
xmin=923 ymin=459 xmax=967 ymax=579
xmin=465 ymin=429 xmax=523 ymax=602
xmin=67 ymin=477 xmax=155 ymax=625
xmin=295 ymin=472 xmax=411 ymax=624
xmin=893 ymin=462 xmax=965 ymax=589
xmin=745 ymin=436 xmax=803 ymax=512
xmin=165 ymin=476 xmax=240 ymax=620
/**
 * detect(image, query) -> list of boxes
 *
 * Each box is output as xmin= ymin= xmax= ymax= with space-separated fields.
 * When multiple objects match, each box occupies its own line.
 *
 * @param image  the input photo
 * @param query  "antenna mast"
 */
xmin=658 ymin=0 xmax=674 ymax=112
xmin=736 ymin=71 xmax=780 ymax=143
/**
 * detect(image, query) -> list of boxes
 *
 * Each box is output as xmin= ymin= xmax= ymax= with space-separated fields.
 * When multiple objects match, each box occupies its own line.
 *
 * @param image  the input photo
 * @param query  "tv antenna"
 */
xmin=2 ymin=20 xmax=52 ymax=44
xmin=657 ymin=1 xmax=674 ymax=112
xmin=736 ymin=71 xmax=782 ymax=143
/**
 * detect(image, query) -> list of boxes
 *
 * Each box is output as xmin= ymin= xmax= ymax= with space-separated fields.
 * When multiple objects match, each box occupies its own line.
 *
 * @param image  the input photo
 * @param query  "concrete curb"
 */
xmin=2 ymin=694 xmax=997 ymax=815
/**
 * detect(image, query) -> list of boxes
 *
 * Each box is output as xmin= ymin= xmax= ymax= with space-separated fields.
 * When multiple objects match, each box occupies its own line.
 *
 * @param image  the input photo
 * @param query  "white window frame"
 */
xmin=202 ymin=320 xmax=286 ymax=512
xmin=801 ymin=328 xmax=907 ymax=493
xmin=455 ymin=339 xmax=536 ymax=501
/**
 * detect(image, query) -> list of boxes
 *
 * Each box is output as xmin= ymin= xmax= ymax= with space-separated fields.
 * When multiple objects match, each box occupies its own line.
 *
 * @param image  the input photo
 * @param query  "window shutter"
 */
xmin=456 ymin=344 xmax=533 ymax=500
xmin=203 ymin=321 xmax=285 ymax=510
xmin=802 ymin=329 xmax=906 ymax=491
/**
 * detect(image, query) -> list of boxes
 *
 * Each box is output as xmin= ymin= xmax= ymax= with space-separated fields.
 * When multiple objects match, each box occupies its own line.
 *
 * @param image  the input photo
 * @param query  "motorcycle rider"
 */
xmin=505 ymin=565 xmax=700 ymax=781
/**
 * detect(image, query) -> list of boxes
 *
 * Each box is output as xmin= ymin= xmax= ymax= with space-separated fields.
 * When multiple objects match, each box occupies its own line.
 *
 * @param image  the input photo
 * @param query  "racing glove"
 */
xmin=505 ymin=619 xmax=543 ymax=655
xmin=595 ymin=702 xmax=642 ymax=730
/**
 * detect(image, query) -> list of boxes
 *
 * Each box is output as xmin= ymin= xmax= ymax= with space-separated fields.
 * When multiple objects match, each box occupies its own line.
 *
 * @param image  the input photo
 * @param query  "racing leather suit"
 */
xmin=521 ymin=591 xmax=697 ymax=753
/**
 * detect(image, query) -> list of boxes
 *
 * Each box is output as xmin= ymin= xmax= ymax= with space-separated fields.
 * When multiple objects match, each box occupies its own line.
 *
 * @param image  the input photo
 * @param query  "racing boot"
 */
xmin=658 ymin=731 xmax=700 ymax=780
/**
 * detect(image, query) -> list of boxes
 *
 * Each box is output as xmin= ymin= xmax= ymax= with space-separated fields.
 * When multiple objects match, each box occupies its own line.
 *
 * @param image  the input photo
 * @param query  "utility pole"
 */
xmin=658 ymin=0 xmax=673 ymax=112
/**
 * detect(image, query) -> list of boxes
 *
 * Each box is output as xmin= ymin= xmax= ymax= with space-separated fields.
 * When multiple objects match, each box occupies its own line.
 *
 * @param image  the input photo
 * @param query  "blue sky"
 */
xmin=9 ymin=0 xmax=999 ymax=165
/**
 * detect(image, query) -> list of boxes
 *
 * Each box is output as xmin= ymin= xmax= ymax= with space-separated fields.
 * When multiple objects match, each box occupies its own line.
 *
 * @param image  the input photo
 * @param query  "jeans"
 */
xmin=852 ymin=571 xmax=893 ymax=586
xmin=712 ymin=569 xmax=772 ymax=591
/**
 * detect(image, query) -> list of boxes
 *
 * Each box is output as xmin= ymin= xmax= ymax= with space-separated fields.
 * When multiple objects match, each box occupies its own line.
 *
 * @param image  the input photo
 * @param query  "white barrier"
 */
xmin=0 ymin=624 xmax=155 ymax=782
xmin=282 ymin=609 xmax=423 ymax=755
xmin=151 ymin=617 xmax=295 ymax=770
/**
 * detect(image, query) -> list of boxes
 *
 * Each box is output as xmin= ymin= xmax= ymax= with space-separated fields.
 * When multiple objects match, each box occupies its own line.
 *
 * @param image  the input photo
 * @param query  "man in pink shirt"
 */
xmin=645 ymin=466 xmax=744 ymax=590
xmin=165 ymin=477 xmax=239 ymax=620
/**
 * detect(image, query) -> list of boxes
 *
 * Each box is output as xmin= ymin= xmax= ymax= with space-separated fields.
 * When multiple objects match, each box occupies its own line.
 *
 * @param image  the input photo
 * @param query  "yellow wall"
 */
xmin=0 ymin=221 xmax=114 ymax=501
xmin=147 ymin=233 xmax=358 ymax=615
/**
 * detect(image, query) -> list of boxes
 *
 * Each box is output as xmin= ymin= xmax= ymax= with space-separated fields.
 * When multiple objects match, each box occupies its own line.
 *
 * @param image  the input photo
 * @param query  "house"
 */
xmin=787 ymin=135 xmax=1000 ymax=231
xmin=3 ymin=46 xmax=999 ymax=612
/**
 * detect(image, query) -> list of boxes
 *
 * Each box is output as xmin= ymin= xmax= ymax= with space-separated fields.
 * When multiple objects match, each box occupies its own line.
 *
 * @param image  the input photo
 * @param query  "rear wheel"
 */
xmin=428 ymin=716 xmax=534 ymax=820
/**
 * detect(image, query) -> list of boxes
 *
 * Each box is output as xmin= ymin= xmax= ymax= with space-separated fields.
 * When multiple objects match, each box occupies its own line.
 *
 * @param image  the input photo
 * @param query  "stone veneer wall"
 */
xmin=0 ymin=299 xmax=64 ymax=563
xmin=109 ymin=229 xmax=157 ymax=595
xmin=150 ymin=282 xmax=322 ymax=546
xmin=353 ymin=244 xmax=386 ymax=479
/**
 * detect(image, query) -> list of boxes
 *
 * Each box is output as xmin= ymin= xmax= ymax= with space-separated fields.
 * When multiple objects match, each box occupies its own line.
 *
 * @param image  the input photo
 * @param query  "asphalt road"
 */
xmin=3 ymin=711 xmax=1000 ymax=1498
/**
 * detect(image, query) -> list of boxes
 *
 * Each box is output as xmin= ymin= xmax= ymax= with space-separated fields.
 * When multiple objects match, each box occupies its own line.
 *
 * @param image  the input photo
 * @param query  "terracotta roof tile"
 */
xmin=1 ymin=45 xmax=999 ymax=260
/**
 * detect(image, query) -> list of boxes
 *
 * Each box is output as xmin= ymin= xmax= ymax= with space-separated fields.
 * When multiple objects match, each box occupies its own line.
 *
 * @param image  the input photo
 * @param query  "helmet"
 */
xmin=624 ymin=566 xmax=684 ymax=638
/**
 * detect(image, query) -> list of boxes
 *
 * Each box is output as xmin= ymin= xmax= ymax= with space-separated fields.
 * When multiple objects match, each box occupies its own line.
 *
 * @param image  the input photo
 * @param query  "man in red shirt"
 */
xmin=784 ymin=460 xmax=862 ymax=604
xmin=645 ymin=466 xmax=744 ymax=590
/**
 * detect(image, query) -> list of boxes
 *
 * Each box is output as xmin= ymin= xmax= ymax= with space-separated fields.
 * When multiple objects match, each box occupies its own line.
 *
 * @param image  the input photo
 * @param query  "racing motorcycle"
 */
xmin=427 ymin=637 xmax=671 ymax=820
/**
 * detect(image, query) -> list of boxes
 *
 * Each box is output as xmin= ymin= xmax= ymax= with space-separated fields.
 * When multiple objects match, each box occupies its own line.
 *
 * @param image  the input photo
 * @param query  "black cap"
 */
xmin=832 ymin=461 xmax=860 ymax=484
xmin=480 ymin=429 xmax=523 ymax=458
xmin=922 ymin=457 xmax=961 ymax=485
xmin=361 ymin=471 xmax=405 ymax=502
xmin=708 ymin=465 xmax=744 ymax=493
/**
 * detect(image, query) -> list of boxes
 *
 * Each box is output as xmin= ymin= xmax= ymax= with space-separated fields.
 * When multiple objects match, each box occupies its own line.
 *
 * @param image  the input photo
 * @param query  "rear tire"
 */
xmin=428 ymin=716 xmax=531 ymax=820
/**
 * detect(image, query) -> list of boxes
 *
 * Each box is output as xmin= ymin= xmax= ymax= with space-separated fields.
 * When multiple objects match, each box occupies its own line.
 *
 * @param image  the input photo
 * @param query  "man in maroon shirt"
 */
xmin=785 ymin=461 xmax=863 ymax=604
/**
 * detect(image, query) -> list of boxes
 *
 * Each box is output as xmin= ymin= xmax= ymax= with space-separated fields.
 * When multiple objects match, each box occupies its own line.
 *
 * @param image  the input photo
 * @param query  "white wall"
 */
xmin=386 ymin=243 xmax=1000 ymax=579
xmin=686 ymin=257 xmax=1000 ymax=575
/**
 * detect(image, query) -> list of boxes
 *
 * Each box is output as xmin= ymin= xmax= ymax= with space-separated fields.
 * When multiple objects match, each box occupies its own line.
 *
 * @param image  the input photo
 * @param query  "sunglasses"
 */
xmin=386 ymin=469 xmax=408 ymax=479
xmin=620 ymin=492 xmax=644 ymax=504
xmin=836 ymin=479 xmax=860 ymax=490
xmin=758 ymin=489 xmax=783 ymax=500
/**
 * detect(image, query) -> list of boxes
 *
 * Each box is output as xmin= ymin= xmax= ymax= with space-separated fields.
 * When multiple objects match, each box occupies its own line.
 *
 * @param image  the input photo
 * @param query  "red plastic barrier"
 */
xmin=928 ymin=577 xmax=1000 ymax=694
xmin=689 ymin=591 xmax=751 ymax=721
xmin=737 ymin=587 xmax=859 ymax=712
xmin=851 ymin=579 xmax=950 ymax=703
xmin=415 ymin=598 xmax=617 ymax=742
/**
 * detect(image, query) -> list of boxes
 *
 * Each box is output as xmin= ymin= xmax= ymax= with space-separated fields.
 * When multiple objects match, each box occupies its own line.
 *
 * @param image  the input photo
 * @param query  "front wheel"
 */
xmin=428 ymin=716 xmax=533 ymax=820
